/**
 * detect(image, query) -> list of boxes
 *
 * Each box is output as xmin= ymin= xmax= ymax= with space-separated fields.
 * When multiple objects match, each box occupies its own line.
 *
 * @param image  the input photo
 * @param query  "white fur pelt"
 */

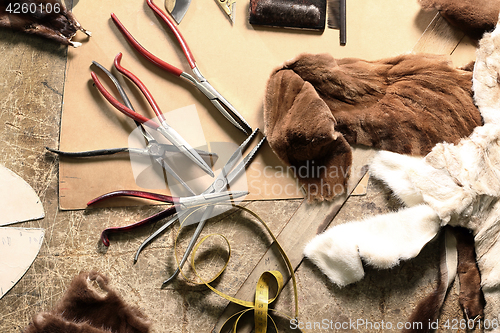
xmin=304 ymin=205 xmax=440 ymax=287
xmin=304 ymin=14 xmax=500 ymax=329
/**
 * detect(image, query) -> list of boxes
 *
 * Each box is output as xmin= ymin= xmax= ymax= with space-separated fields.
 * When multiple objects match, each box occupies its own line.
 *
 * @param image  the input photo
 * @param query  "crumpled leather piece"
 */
xmin=264 ymin=53 xmax=482 ymax=201
xmin=0 ymin=0 xmax=90 ymax=46
xmin=419 ymin=0 xmax=500 ymax=41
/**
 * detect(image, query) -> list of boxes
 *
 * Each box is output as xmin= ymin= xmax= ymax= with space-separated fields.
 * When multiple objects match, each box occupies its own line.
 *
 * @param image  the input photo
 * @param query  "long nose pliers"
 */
xmin=130 ymin=128 xmax=266 ymax=286
xmin=110 ymin=0 xmax=252 ymax=135
xmin=88 ymin=189 xmax=248 ymax=247
xmin=91 ymin=53 xmax=215 ymax=178
xmin=48 ymin=58 xmax=217 ymax=195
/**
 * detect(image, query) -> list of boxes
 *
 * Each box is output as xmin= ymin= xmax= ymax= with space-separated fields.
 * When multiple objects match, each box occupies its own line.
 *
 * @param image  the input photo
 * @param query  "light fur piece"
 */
xmin=304 ymin=205 xmax=440 ymax=287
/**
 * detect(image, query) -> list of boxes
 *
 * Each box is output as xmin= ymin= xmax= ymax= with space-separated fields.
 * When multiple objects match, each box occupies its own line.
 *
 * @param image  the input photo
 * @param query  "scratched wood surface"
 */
xmin=0 ymin=9 xmax=479 ymax=333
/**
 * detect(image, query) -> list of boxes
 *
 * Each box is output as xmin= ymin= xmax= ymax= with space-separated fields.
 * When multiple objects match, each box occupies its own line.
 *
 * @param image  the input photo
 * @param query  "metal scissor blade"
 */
xmin=225 ymin=136 xmax=266 ymax=185
xmin=165 ymin=0 xmax=191 ymax=24
xmin=163 ymin=191 xmax=249 ymax=286
xmin=202 ymin=128 xmax=260 ymax=194
xmin=156 ymin=125 xmax=214 ymax=177
xmin=134 ymin=211 xmax=181 ymax=263
xmin=162 ymin=204 xmax=213 ymax=286
xmin=218 ymin=128 xmax=259 ymax=179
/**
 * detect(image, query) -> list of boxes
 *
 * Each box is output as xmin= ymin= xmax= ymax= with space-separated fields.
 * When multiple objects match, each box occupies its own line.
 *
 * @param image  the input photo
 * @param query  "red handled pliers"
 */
xmin=91 ymin=53 xmax=214 ymax=177
xmin=48 ymin=58 xmax=217 ymax=195
xmin=88 ymin=189 xmax=248 ymax=247
xmin=110 ymin=0 xmax=252 ymax=135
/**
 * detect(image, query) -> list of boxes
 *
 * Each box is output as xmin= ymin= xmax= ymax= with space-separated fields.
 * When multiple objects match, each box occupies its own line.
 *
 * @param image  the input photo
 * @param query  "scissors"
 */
xmin=48 ymin=59 xmax=217 ymax=195
xmin=110 ymin=0 xmax=252 ymax=135
xmin=91 ymin=53 xmax=214 ymax=178
xmin=129 ymin=128 xmax=265 ymax=286
xmin=87 ymin=189 xmax=248 ymax=246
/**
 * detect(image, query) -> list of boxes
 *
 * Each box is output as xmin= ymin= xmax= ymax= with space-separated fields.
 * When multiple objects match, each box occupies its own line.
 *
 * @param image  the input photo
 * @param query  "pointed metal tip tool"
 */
xmin=216 ymin=0 xmax=236 ymax=24
xmin=183 ymin=146 xmax=215 ymax=177
xmin=229 ymin=2 xmax=235 ymax=24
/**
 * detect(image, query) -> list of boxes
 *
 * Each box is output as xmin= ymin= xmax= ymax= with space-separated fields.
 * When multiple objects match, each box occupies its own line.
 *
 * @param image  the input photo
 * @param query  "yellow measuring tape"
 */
xmin=174 ymin=204 xmax=300 ymax=333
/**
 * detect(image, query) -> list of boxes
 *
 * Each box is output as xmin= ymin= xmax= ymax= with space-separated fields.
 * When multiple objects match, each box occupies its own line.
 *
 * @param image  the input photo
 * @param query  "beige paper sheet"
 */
xmin=59 ymin=0 xmax=474 ymax=209
xmin=0 ymin=228 xmax=44 ymax=299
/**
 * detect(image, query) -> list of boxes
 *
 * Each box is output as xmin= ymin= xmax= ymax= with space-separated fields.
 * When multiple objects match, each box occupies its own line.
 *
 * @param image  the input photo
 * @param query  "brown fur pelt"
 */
xmin=402 ymin=227 xmax=484 ymax=332
xmin=402 ymin=228 xmax=453 ymax=333
xmin=0 ymin=0 xmax=90 ymax=46
xmin=418 ymin=0 xmax=500 ymax=41
xmin=264 ymin=53 xmax=482 ymax=201
xmin=24 ymin=271 xmax=151 ymax=333
xmin=454 ymin=227 xmax=485 ymax=321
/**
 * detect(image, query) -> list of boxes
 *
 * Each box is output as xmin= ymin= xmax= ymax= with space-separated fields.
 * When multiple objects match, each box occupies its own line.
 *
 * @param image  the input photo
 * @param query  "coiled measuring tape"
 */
xmin=174 ymin=204 xmax=300 ymax=333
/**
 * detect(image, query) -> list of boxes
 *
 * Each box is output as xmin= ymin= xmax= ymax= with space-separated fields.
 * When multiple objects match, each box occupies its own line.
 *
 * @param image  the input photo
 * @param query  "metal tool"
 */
xmin=111 ymin=0 xmax=252 ymax=135
xmin=216 ymin=0 xmax=236 ymax=23
xmin=165 ymin=0 xmax=191 ymax=24
xmin=123 ymin=128 xmax=264 ymax=285
xmin=48 ymin=59 xmax=217 ymax=195
xmin=88 ymin=189 xmax=248 ymax=247
xmin=160 ymin=129 xmax=265 ymax=286
xmin=327 ymin=0 xmax=346 ymax=45
xmin=91 ymin=54 xmax=215 ymax=178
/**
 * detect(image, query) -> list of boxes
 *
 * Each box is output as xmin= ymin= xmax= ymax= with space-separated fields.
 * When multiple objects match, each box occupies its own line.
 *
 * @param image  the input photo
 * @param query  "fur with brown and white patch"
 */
xmin=305 ymin=14 xmax=500 ymax=330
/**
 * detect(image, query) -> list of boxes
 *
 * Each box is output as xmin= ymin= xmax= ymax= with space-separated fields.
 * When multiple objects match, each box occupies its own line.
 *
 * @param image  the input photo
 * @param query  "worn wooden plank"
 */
xmin=212 ymin=148 xmax=375 ymax=333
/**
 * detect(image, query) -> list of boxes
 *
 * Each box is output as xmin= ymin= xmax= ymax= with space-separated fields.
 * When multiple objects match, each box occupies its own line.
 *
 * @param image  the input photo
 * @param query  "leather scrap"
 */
xmin=0 ymin=0 xmax=90 ymax=46
xmin=249 ymin=0 xmax=326 ymax=30
xmin=402 ymin=227 xmax=457 ymax=333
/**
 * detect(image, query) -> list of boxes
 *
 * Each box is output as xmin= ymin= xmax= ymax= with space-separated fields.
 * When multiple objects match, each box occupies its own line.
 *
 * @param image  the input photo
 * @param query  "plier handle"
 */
xmin=110 ymin=0 xmax=252 ymax=135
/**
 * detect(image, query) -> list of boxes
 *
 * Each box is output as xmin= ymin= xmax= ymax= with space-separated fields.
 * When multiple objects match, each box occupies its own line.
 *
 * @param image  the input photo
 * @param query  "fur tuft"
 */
xmin=24 ymin=271 xmax=151 ymax=333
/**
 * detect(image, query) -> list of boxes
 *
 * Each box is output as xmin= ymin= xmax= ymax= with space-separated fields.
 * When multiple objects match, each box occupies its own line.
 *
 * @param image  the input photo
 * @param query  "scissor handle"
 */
xmin=146 ymin=0 xmax=196 ymax=70
xmin=91 ymin=72 xmax=160 ymax=130
xmin=101 ymin=206 xmax=177 ymax=246
xmin=88 ymin=190 xmax=180 ymax=206
xmin=111 ymin=13 xmax=184 ymax=77
xmin=114 ymin=53 xmax=167 ymax=124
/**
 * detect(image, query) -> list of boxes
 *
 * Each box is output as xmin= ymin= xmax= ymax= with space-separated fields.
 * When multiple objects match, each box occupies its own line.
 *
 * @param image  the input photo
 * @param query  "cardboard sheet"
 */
xmin=0 ymin=165 xmax=44 ymax=225
xmin=0 ymin=228 xmax=44 ymax=299
xmin=59 ymin=0 xmax=473 ymax=209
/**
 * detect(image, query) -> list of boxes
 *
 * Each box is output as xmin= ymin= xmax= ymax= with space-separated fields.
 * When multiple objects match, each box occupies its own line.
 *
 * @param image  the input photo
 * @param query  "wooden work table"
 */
xmin=0 ymin=8 xmax=479 ymax=333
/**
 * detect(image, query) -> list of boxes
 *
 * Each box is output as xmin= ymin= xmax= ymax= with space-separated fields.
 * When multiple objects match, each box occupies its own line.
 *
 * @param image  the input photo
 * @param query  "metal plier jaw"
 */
xmin=181 ymin=70 xmax=252 ymax=135
xmin=179 ymin=190 xmax=248 ymax=208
